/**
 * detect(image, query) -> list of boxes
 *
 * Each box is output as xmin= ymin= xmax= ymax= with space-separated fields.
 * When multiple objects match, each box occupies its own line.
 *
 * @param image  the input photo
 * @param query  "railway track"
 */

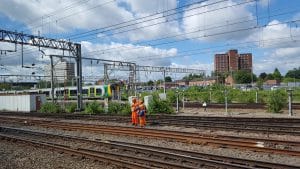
xmin=0 ymin=116 xmax=300 ymax=157
xmin=0 ymin=126 xmax=299 ymax=169
xmin=0 ymin=112 xmax=299 ymax=135
xmin=177 ymin=102 xmax=300 ymax=109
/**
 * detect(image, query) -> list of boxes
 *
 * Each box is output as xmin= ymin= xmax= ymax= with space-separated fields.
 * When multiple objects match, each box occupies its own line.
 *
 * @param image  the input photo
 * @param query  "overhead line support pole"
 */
xmin=50 ymin=55 xmax=55 ymax=103
xmin=75 ymin=44 xmax=83 ymax=111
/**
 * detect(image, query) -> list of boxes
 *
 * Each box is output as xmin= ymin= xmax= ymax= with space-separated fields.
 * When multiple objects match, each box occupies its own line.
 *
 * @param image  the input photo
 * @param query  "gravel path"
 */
xmin=0 ymin=140 xmax=119 ymax=169
xmin=0 ymin=115 xmax=300 ymax=168
xmin=1 ymin=119 xmax=299 ymax=167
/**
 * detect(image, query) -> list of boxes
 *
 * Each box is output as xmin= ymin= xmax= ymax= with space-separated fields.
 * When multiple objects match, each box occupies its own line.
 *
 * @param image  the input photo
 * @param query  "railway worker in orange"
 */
xmin=131 ymin=98 xmax=139 ymax=126
xmin=138 ymin=100 xmax=146 ymax=127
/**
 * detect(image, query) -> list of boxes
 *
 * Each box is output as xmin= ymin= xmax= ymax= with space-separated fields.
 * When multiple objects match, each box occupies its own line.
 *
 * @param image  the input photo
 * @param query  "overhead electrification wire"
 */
xmin=68 ymin=0 xmax=235 ymax=40
xmin=65 ymin=0 xmax=216 ymax=40
xmin=82 ymin=8 xmax=300 ymax=56
xmin=27 ymin=0 xmax=115 ymax=33
xmin=3 ymin=13 xmax=300 ymax=62
xmin=4 ymin=20 xmax=299 ymax=65
xmin=3 ymin=0 xmax=244 ymax=57
xmin=2 ymin=0 xmax=229 ymax=57
xmin=8 ymin=0 xmax=91 ymax=32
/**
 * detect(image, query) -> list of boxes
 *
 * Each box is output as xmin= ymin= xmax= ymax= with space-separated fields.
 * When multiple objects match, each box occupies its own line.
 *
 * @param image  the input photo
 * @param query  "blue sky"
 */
xmin=0 ymin=0 xmax=300 ymax=82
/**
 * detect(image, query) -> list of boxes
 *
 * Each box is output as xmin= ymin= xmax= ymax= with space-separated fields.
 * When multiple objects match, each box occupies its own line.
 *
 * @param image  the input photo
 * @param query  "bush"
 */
xmin=108 ymin=102 xmax=122 ymax=114
xmin=40 ymin=102 xmax=61 ymax=113
xmin=119 ymin=103 xmax=131 ymax=115
xmin=65 ymin=103 xmax=77 ymax=113
xmin=148 ymin=95 xmax=174 ymax=114
xmin=267 ymin=90 xmax=287 ymax=113
xmin=84 ymin=101 xmax=105 ymax=114
xmin=108 ymin=102 xmax=131 ymax=115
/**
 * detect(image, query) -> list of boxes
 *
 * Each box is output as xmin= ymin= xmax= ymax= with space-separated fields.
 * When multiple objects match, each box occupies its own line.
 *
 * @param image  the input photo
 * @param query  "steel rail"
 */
xmin=1 ymin=126 xmax=299 ymax=169
xmin=0 ymin=134 xmax=152 ymax=169
xmin=1 ymin=116 xmax=299 ymax=157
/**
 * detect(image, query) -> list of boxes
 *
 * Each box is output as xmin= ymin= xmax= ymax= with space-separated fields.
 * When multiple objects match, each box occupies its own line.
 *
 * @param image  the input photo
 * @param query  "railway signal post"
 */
xmin=287 ymin=88 xmax=293 ymax=116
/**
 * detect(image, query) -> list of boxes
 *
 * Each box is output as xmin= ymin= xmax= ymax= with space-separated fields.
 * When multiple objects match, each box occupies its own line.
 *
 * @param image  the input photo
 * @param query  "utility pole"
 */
xmin=75 ymin=44 xmax=82 ymax=111
xmin=163 ymin=70 xmax=166 ymax=94
xmin=176 ymin=90 xmax=179 ymax=113
xmin=50 ymin=55 xmax=54 ymax=103
xmin=287 ymin=88 xmax=293 ymax=116
xmin=224 ymin=89 xmax=228 ymax=115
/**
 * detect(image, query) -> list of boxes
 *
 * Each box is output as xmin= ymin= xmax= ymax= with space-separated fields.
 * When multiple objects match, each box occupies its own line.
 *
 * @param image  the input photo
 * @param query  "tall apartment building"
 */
xmin=214 ymin=49 xmax=252 ymax=73
xmin=45 ymin=59 xmax=75 ymax=83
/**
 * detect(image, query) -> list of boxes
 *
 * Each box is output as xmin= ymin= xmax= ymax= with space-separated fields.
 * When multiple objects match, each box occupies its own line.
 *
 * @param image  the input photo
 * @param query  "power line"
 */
xmin=8 ymin=0 xmax=91 ymax=32
xmin=65 ymin=0 xmax=214 ymax=40
xmin=82 ymin=8 xmax=300 ymax=56
xmin=2 ymin=0 xmax=250 ymax=57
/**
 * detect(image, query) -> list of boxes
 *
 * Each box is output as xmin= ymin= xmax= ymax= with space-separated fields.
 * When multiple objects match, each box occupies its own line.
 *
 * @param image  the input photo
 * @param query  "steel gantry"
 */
xmin=104 ymin=64 xmax=205 ymax=93
xmin=0 ymin=29 xmax=83 ymax=110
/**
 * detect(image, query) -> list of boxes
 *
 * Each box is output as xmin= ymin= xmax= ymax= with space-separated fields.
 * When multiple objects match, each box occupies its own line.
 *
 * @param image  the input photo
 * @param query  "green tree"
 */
xmin=259 ymin=72 xmax=267 ymax=80
xmin=147 ymin=80 xmax=154 ymax=86
xmin=37 ymin=80 xmax=51 ymax=88
xmin=266 ymin=73 xmax=274 ymax=80
xmin=273 ymin=68 xmax=282 ymax=81
xmin=0 ymin=83 xmax=12 ymax=90
xmin=165 ymin=76 xmax=172 ymax=82
xmin=285 ymin=67 xmax=300 ymax=79
xmin=182 ymin=73 xmax=204 ymax=81
xmin=233 ymin=70 xmax=252 ymax=84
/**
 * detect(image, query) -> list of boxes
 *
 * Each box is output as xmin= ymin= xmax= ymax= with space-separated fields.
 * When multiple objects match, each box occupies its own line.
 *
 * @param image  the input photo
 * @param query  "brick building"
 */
xmin=214 ymin=49 xmax=252 ymax=73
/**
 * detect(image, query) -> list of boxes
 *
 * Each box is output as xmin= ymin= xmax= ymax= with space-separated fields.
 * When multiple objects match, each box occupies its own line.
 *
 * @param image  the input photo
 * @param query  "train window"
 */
xmin=90 ymin=87 xmax=95 ymax=94
xmin=82 ymin=89 xmax=88 ymax=95
xmin=70 ymin=90 xmax=77 ymax=96
xmin=58 ymin=90 xmax=64 ymax=95
xmin=96 ymin=88 xmax=102 ymax=95
xmin=43 ymin=91 xmax=50 ymax=96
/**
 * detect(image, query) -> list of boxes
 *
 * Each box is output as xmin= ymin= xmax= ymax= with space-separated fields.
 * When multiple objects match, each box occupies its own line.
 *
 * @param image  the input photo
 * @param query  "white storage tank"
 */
xmin=0 ymin=94 xmax=46 ymax=112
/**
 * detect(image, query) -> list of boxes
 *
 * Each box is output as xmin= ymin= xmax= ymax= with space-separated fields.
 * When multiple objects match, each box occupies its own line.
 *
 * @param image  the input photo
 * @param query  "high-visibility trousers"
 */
xmin=139 ymin=116 xmax=146 ymax=127
xmin=131 ymin=112 xmax=138 ymax=125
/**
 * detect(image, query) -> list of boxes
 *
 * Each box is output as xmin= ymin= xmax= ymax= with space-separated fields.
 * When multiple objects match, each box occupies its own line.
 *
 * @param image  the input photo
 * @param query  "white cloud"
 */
xmin=0 ymin=0 xmax=180 ymax=41
xmin=122 ymin=0 xmax=177 ymax=14
xmin=247 ymin=20 xmax=300 ymax=48
xmin=182 ymin=0 xmax=256 ymax=42
xmin=0 ymin=0 xmax=134 ymax=34
xmin=81 ymin=41 xmax=177 ymax=66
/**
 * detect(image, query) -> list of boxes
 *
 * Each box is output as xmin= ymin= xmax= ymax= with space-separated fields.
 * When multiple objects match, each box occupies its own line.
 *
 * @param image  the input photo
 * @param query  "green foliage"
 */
xmin=64 ymin=103 xmax=77 ymax=113
xmin=267 ymin=90 xmax=287 ymax=113
xmin=37 ymin=80 xmax=51 ymax=88
xmin=282 ymin=77 xmax=300 ymax=83
xmin=147 ymin=80 xmax=154 ymax=86
xmin=182 ymin=73 xmax=205 ymax=81
xmin=40 ymin=102 xmax=61 ymax=113
xmin=256 ymin=78 xmax=264 ymax=90
xmin=236 ymin=91 xmax=255 ymax=103
xmin=259 ymin=72 xmax=267 ymax=80
xmin=148 ymin=95 xmax=174 ymax=114
xmin=166 ymin=90 xmax=177 ymax=103
xmin=266 ymin=73 xmax=274 ymax=80
xmin=164 ymin=76 xmax=172 ymax=82
xmin=285 ymin=67 xmax=300 ymax=79
xmin=84 ymin=101 xmax=105 ymax=114
xmin=0 ymin=83 xmax=12 ymax=90
xmin=233 ymin=70 xmax=253 ymax=84
xmin=119 ymin=103 xmax=131 ymax=115
xmin=273 ymin=68 xmax=282 ymax=81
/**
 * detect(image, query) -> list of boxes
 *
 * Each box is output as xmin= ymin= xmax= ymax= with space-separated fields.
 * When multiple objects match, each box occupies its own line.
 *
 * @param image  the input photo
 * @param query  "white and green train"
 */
xmin=1 ymin=84 xmax=120 ymax=100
